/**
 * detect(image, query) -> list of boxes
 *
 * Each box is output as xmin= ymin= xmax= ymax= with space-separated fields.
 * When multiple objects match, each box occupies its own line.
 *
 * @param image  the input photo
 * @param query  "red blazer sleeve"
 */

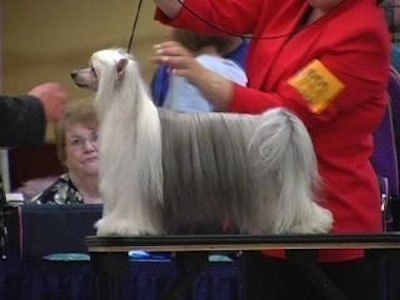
xmin=229 ymin=4 xmax=391 ymax=129
xmin=155 ymin=0 xmax=269 ymax=35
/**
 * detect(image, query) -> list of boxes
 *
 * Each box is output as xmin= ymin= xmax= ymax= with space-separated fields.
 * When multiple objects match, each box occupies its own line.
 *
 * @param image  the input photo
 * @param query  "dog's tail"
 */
xmin=248 ymin=107 xmax=321 ymax=232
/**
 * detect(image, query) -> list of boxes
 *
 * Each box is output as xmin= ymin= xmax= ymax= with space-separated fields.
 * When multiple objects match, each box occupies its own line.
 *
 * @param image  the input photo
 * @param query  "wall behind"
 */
xmin=3 ymin=0 xmax=171 ymax=141
xmin=3 ymin=0 xmax=168 ymax=102
xmin=1 ymin=0 xmax=171 ymax=190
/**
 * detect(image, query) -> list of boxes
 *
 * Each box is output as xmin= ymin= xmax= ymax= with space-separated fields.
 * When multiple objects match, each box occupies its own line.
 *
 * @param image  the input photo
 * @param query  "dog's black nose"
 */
xmin=70 ymin=71 xmax=77 ymax=80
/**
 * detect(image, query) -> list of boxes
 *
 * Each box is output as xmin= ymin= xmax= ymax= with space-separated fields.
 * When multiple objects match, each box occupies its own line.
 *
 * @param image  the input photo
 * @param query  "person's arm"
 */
xmin=154 ymin=5 xmax=391 ymax=127
xmin=0 ymin=95 xmax=46 ymax=147
xmin=165 ymin=68 xmax=214 ymax=112
xmin=28 ymin=82 xmax=67 ymax=123
xmin=153 ymin=0 xmax=183 ymax=19
xmin=184 ymin=66 xmax=234 ymax=112
xmin=0 ymin=82 xmax=67 ymax=147
xmin=153 ymin=41 xmax=234 ymax=111
xmin=154 ymin=0 xmax=264 ymax=36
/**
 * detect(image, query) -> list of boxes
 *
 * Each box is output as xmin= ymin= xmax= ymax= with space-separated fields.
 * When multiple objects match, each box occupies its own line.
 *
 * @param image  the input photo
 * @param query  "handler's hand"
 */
xmin=152 ymin=41 xmax=235 ymax=111
xmin=153 ymin=0 xmax=183 ymax=18
xmin=153 ymin=41 xmax=206 ymax=83
xmin=28 ymin=82 xmax=68 ymax=123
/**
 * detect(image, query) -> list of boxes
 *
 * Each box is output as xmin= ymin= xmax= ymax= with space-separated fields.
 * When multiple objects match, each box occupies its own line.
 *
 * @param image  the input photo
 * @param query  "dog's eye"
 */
xmin=90 ymin=67 xmax=97 ymax=77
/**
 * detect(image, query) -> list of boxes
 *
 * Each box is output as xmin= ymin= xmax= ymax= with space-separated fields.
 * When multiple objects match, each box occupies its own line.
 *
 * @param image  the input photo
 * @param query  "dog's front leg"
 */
xmin=95 ymin=181 xmax=163 ymax=237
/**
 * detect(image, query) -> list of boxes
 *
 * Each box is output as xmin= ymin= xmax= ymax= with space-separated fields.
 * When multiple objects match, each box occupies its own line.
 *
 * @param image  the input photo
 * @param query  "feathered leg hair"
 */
xmin=89 ymin=49 xmax=165 ymax=236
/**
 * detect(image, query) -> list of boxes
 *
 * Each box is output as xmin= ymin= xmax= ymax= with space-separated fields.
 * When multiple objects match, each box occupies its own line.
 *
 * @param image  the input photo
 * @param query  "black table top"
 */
xmin=86 ymin=232 xmax=400 ymax=252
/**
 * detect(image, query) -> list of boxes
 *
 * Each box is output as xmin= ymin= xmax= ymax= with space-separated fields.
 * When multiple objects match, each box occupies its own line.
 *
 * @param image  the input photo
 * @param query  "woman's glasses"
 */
xmin=66 ymin=133 xmax=98 ymax=150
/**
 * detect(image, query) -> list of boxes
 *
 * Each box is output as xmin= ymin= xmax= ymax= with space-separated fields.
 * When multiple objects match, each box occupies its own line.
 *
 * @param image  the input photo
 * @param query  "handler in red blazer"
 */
xmin=153 ymin=1 xmax=390 ymax=299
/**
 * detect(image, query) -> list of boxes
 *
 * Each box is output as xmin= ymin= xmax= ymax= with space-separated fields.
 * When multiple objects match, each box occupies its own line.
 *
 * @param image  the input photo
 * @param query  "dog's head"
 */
xmin=71 ymin=48 xmax=129 ymax=91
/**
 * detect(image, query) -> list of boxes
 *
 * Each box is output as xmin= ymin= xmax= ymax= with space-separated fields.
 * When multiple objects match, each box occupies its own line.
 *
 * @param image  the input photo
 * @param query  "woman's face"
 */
xmin=307 ymin=0 xmax=343 ymax=12
xmin=64 ymin=122 xmax=99 ymax=178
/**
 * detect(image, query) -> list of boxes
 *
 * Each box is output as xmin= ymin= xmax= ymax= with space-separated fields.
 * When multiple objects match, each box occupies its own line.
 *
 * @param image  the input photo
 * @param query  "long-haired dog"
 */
xmin=71 ymin=48 xmax=333 ymax=236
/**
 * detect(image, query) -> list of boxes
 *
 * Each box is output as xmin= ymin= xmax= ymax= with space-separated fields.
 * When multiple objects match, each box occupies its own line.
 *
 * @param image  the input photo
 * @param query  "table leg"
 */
xmin=90 ymin=252 xmax=129 ymax=300
xmin=368 ymin=249 xmax=400 ymax=300
xmin=287 ymin=250 xmax=347 ymax=300
xmin=163 ymin=251 xmax=209 ymax=300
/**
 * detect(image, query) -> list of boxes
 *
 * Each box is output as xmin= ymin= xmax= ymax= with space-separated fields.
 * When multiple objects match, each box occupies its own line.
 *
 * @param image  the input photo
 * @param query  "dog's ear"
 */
xmin=117 ymin=58 xmax=128 ymax=79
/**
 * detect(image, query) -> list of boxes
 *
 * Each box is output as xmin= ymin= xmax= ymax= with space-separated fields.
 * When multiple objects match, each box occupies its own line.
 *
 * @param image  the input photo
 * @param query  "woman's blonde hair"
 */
xmin=54 ymin=98 xmax=98 ymax=166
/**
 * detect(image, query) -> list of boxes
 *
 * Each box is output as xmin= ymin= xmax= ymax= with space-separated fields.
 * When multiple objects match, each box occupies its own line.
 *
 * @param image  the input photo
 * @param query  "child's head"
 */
xmin=172 ymin=28 xmax=235 ymax=54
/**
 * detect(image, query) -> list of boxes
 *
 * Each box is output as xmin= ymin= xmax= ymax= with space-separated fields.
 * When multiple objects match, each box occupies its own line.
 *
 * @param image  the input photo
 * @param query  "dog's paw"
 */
xmin=290 ymin=205 xmax=334 ymax=234
xmin=95 ymin=217 xmax=160 ymax=237
xmin=312 ymin=205 xmax=334 ymax=233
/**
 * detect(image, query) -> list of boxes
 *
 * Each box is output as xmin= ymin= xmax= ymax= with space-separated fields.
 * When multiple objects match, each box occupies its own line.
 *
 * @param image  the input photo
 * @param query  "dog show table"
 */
xmin=86 ymin=233 xmax=400 ymax=300
xmin=0 ymin=256 xmax=241 ymax=300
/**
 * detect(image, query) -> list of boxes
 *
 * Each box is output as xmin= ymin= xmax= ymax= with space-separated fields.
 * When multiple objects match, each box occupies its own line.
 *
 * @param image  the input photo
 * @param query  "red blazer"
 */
xmin=156 ymin=0 xmax=391 ymax=262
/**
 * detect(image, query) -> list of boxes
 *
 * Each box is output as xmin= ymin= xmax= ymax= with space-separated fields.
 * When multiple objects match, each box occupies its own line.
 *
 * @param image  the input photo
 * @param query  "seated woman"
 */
xmin=31 ymin=99 xmax=101 ymax=204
